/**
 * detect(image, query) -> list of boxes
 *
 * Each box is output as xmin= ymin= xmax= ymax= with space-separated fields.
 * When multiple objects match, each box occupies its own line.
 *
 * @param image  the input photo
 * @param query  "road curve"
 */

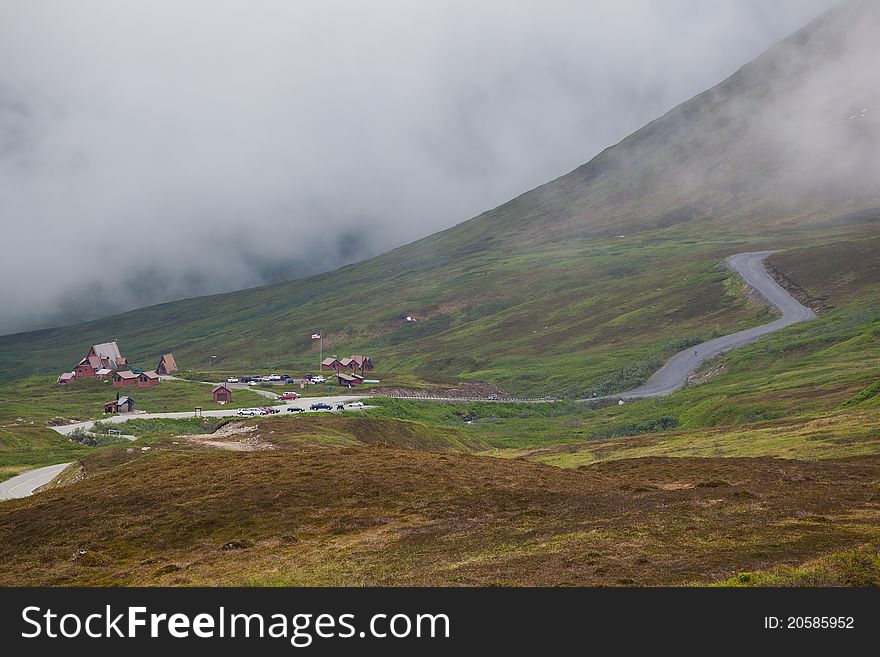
xmin=0 ymin=463 xmax=72 ymax=501
xmin=593 ymin=251 xmax=815 ymax=401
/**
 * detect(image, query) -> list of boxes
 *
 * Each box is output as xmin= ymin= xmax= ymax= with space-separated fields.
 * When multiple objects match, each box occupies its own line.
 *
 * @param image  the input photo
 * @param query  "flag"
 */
xmin=311 ymin=333 xmax=321 ymax=340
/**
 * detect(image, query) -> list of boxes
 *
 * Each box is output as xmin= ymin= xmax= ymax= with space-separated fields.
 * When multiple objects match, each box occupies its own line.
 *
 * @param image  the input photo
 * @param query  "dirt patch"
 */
xmin=178 ymin=421 xmax=275 ymax=452
xmin=764 ymin=261 xmax=834 ymax=315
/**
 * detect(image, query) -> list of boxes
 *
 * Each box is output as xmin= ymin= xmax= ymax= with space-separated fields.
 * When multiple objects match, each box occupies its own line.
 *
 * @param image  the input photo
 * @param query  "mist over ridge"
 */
xmin=0 ymin=0 xmax=840 ymax=335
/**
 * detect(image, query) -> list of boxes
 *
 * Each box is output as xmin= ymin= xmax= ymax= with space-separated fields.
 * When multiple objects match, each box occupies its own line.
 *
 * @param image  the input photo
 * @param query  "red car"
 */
xmin=259 ymin=407 xmax=280 ymax=415
xmin=277 ymin=392 xmax=300 ymax=400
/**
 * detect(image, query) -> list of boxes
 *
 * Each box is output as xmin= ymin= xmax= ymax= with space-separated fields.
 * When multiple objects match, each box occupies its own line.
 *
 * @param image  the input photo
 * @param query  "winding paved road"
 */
xmin=2 ymin=251 xmax=814 ymax=500
xmin=0 ymin=463 xmax=71 ymax=500
xmin=591 ymin=251 xmax=815 ymax=400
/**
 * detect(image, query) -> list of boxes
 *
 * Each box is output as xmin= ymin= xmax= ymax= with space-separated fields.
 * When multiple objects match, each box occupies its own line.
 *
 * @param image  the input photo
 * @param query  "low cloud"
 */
xmin=0 ymin=0 xmax=837 ymax=334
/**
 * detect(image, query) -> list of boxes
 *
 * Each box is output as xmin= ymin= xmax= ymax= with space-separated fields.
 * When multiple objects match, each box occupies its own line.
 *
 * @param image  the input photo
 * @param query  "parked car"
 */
xmin=269 ymin=375 xmax=282 ymax=381
xmin=310 ymin=402 xmax=333 ymax=411
xmin=312 ymin=376 xmax=326 ymax=383
xmin=226 ymin=377 xmax=240 ymax=383
xmin=287 ymin=407 xmax=305 ymax=413
xmin=336 ymin=403 xmax=345 ymax=410
xmin=259 ymin=407 xmax=280 ymax=415
xmin=347 ymin=401 xmax=365 ymax=408
xmin=486 ymin=394 xmax=499 ymax=401
xmin=261 ymin=376 xmax=272 ymax=382
xmin=277 ymin=392 xmax=300 ymax=400
xmin=248 ymin=381 xmax=259 ymax=386
xmin=237 ymin=408 xmax=259 ymax=417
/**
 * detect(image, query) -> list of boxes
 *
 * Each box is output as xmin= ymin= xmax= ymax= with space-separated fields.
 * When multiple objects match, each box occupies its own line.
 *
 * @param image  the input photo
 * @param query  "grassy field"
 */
xmin=1 ymin=446 xmax=877 ymax=586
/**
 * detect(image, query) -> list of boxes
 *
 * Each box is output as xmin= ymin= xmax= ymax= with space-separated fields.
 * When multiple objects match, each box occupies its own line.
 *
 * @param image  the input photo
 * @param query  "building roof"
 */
xmin=96 ymin=368 xmax=112 ymax=376
xmin=104 ymin=396 xmax=134 ymax=408
xmin=92 ymin=341 xmax=122 ymax=362
xmin=212 ymin=384 xmax=231 ymax=393
xmin=58 ymin=372 xmax=75 ymax=381
xmin=158 ymin=353 xmax=178 ymax=371
xmin=114 ymin=370 xmax=138 ymax=380
xmin=321 ymin=358 xmax=338 ymax=366
xmin=337 ymin=372 xmax=358 ymax=382
xmin=140 ymin=370 xmax=159 ymax=379
xmin=339 ymin=358 xmax=354 ymax=367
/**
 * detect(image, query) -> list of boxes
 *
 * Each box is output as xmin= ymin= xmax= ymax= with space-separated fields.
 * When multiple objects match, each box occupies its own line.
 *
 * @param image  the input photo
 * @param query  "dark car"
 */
xmin=287 ymin=407 xmax=305 ymax=413
xmin=310 ymin=402 xmax=333 ymax=411
xmin=336 ymin=403 xmax=345 ymax=410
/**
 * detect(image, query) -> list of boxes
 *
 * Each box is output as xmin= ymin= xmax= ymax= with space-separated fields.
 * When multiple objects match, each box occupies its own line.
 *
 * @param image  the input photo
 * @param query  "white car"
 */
xmin=237 ymin=408 xmax=259 ymax=417
xmin=248 ymin=381 xmax=259 ymax=386
xmin=227 ymin=377 xmax=240 ymax=383
xmin=261 ymin=376 xmax=272 ymax=382
xmin=269 ymin=374 xmax=282 ymax=381
xmin=312 ymin=376 xmax=326 ymax=383
xmin=347 ymin=401 xmax=365 ymax=408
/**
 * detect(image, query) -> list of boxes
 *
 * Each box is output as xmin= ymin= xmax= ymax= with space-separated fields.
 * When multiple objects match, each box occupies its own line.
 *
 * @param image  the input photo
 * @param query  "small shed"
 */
xmin=103 ymin=396 xmax=135 ymax=414
xmin=156 ymin=354 xmax=178 ymax=375
xmin=212 ymin=384 xmax=232 ymax=404
xmin=95 ymin=368 xmax=113 ymax=378
xmin=58 ymin=372 xmax=75 ymax=384
xmin=112 ymin=370 xmax=139 ymax=387
xmin=138 ymin=370 xmax=160 ymax=387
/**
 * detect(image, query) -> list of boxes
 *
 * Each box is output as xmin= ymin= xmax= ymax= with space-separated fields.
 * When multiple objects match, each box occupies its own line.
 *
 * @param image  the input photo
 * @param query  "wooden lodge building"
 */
xmin=58 ymin=341 xmax=172 ymax=388
xmin=321 ymin=355 xmax=374 ymax=373
xmin=73 ymin=341 xmax=125 ymax=380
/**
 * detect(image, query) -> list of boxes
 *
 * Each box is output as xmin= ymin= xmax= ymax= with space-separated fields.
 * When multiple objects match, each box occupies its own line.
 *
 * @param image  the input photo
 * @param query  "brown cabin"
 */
xmin=103 ymin=396 xmax=135 ymax=414
xmin=112 ymin=370 xmax=139 ymax=387
xmin=321 ymin=357 xmax=340 ymax=372
xmin=212 ymin=384 xmax=232 ymax=403
xmin=336 ymin=372 xmax=364 ymax=387
xmin=156 ymin=354 xmax=178 ymax=375
xmin=138 ymin=370 xmax=160 ymax=387
xmin=58 ymin=372 xmax=75 ymax=384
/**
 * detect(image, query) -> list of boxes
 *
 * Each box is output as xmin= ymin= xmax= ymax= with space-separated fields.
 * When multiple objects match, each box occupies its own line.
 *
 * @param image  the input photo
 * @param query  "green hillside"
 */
xmin=0 ymin=0 xmax=877 ymax=400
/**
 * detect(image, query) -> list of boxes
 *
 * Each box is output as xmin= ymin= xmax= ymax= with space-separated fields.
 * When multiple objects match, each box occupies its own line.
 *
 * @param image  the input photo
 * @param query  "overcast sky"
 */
xmin=0 ymin=0 xmax=839 ymax=335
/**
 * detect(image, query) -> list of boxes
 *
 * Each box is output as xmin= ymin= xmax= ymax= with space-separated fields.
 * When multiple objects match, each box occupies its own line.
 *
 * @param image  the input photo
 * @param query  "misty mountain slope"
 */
xmin=1 ymin=0 xmax=878 ymax=392
xmin=458 ymin=0 xmax=880 ymax=246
